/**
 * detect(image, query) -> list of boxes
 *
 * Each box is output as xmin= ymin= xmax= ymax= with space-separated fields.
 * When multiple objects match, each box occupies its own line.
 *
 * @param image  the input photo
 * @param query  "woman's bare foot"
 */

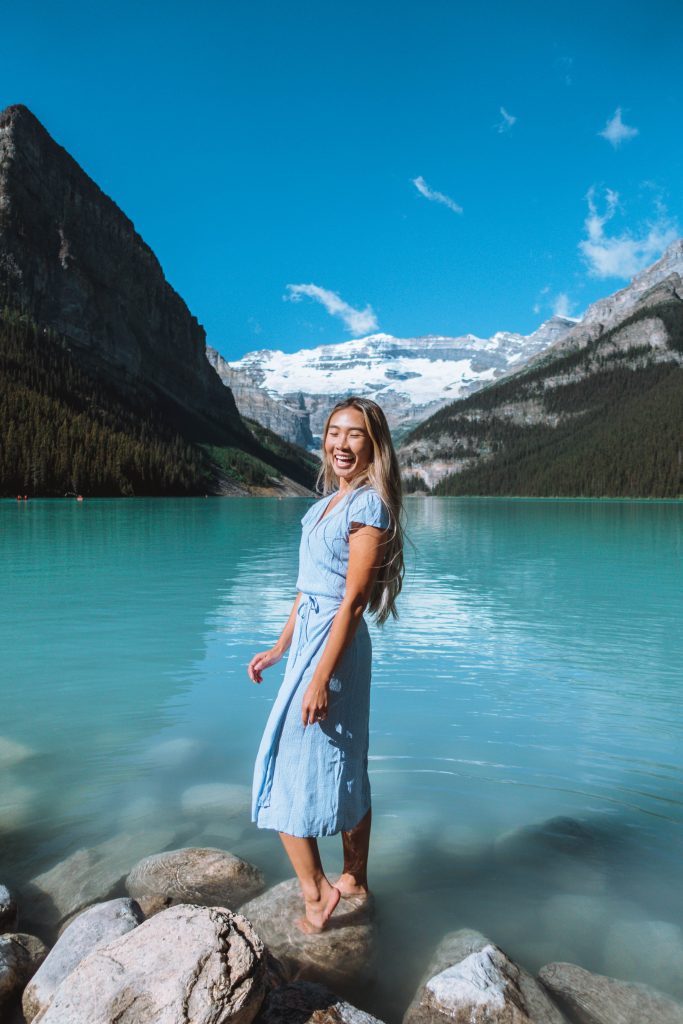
xmin=333 ymin=872 xmax=370 ymax=899
xmin=295 ymin=881 xmax=341 ymax=934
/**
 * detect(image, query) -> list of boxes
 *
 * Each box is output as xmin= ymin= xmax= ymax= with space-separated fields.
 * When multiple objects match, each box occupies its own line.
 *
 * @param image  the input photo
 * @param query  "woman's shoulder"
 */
xmin=347 ymin=484 xmax=391 ymax=530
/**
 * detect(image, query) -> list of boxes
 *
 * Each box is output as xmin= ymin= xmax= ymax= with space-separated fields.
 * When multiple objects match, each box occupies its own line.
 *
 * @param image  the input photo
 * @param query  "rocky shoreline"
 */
xmin=2 ymin=842 xmax=683 ymax=1024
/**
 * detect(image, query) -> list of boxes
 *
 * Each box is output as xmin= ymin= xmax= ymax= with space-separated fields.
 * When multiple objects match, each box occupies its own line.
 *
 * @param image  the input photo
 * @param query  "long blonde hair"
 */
xmin=317 ymin=396 xmax=405 ymax=625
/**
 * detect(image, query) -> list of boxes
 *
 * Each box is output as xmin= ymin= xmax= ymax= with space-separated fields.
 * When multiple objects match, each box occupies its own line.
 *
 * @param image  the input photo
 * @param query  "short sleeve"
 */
xmin=348 ymin=487 xmax=390 ymax=531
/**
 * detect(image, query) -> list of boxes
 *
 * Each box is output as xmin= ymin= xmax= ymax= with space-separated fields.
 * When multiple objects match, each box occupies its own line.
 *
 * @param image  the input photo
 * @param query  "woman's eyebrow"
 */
xmin=328 ymin=422 xmax=367 ymax=431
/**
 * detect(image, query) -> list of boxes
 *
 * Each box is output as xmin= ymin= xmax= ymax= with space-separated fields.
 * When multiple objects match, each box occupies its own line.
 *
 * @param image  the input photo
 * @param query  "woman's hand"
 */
xmin=247 ymin=647 xmax=283 ymax=684
xmin=301 ymin=679 xmax=330 ymax=727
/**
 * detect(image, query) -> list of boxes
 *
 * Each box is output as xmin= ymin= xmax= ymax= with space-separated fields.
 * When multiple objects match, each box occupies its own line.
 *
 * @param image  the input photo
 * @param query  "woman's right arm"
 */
xmin=247 ymin=592 xmax=302 ymax=684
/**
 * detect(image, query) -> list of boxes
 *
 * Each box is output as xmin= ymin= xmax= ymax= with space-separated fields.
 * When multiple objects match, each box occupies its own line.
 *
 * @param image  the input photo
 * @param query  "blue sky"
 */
xmin=2 ymin=0 xmax=682 ymax=358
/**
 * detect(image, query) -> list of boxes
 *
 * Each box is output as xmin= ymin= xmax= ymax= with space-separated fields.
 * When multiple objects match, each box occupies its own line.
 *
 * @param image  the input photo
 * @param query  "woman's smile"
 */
xmin=325 ymin=407 xmax=374 ymax=481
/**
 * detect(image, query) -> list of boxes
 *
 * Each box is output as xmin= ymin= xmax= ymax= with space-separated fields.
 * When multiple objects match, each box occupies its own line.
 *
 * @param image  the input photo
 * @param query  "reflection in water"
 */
xmin=1 ymin=496 xmax=682 ymax=1021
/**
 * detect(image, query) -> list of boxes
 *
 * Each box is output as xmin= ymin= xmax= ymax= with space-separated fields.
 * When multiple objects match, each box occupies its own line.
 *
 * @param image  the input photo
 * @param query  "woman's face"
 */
xmin=324 ymin=407 xmax=374 ymax=482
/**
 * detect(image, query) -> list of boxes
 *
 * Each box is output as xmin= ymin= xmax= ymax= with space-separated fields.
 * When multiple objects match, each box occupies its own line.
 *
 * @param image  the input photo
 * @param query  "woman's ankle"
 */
xmin=300 ymin=873 xmax=331 ymax=903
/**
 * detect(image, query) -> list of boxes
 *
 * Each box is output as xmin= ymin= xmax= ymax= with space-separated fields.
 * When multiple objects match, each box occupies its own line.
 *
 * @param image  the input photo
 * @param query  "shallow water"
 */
xmin=2 ymin=497 xmax=682 ymax=1019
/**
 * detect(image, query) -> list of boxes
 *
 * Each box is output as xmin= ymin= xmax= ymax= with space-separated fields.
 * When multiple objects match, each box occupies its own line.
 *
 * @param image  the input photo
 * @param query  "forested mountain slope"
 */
xmin=0 ymin=104 xmax=316 ymax=495
xmin=399 ymin=280 xmax=683 ymax=498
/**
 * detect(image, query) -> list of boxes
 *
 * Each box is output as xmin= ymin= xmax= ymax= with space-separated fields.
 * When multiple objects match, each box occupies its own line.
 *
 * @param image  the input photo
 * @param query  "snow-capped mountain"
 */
xmin=210 ymin=238 xmax=683 ymax=448
xmin=225 ymin=315 xmax=576 ymax=442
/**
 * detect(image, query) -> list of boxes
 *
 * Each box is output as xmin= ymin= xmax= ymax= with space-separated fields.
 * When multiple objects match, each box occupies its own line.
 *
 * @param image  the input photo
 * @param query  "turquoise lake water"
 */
xmin=1 ymin=496 xmax=682 ymax=1019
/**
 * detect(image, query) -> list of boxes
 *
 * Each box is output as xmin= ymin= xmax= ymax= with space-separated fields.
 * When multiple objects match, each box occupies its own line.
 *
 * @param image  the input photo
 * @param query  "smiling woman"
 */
xmin=248 ymin=396 xmax=405 ymax=934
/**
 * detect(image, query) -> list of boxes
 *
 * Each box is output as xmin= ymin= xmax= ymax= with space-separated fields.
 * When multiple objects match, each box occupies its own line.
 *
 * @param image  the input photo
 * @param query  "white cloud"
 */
xmin=496 ymin=106 xmax=517 ymax=133
xmin=412 ymin=175 xmax=463 ymax=214
xmin=285 ymin=283 xmax=378 ymax=336
xmin=552 ymin=292 xmax=573 ymax=317
xmin=598 ymin=108 xmax=639 ymax=148
xmin=579 ymin=186 xmax=678 ymax=279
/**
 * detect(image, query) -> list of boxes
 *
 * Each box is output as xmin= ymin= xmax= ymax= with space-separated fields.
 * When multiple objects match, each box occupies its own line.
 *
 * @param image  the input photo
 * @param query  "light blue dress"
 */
xmin=251 ymin=484 xmax=390 ymax=837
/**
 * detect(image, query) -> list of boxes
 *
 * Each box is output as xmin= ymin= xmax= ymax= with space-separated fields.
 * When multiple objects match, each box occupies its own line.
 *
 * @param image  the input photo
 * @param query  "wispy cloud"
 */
xmin=495 ymin=107 xmax=517 ymax=133
xmin=599 ymin=108 xmax=639 ymax=148
xmin=533 ymin=286 xmax=576 ymax=319
xmin=555 ymin=55 xmax=573 ymax=87
xmin=285 ymin=283 xmax=378 ymax=336
xmin=552 ymin=293 xmax=573 ymax=318
xmin=412 ymin=175 xmax=463 ymax=214
xmin=578 ymin=186 xmax=678 ymax=279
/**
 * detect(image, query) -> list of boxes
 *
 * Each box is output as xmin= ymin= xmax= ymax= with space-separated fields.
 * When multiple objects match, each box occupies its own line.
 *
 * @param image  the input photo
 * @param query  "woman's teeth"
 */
xmin=334 ymin=454 xmax=354 ymax=466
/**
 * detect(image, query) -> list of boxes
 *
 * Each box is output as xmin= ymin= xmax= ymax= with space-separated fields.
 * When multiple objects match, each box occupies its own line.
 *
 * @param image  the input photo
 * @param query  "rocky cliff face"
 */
xmin=0 ymin=104 xmax=245 ymax=444
xmin=206 ymin=346 xmax=314 ymax=448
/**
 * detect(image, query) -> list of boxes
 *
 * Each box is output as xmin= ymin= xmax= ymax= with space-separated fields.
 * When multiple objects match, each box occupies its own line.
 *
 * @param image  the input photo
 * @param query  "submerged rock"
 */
xmin=34 ymin=904 xmax=266 ymax=1024
xmin=602 ymin=917 xmax=683 ymax=1000
xmin=22 ymin=849 xmax=119 ymax=935
xmin=0 ymin=885 xmax=18 ymax=934
xmin=126 ymin=846 xmax=264 ymax=916
xmin=240 ymin=878 xmax=376 ymax=990
xmin=22 ymin=828 xmax=175 ymax=934
xmin=180 ymin=782 xmax=252 ymax=819
xmin=256 ymin=980 xmax=386 ymax=1024
xmin=0 ymin=933 xmax=48 ymax=1008
xmin=22 ymin=897 xmax=144 ymax=1022
xmin=0 ymin=783 xmax=39 ymax=832
xmin=403 ymin=928 xmax=567 ymax=1024
xmin=0 ymin=736 xmax=35 ymax=769
xmin=146 ymin=736 xmax=204 ymax=768
xmin=538 ymin=961 xmax=683 ymax=1024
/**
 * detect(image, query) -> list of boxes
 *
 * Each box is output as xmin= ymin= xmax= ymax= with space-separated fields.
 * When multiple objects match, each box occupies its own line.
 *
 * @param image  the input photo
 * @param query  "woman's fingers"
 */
xmin=247 ymin=650 xmax=273 ymax=684
xmin=301 ymin=690 xmax=329 ymax=726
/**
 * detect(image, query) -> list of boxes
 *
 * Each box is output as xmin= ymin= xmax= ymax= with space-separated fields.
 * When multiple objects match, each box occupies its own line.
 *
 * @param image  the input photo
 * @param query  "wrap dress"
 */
xmin=251 ymin=484 xmax=390 ymax=837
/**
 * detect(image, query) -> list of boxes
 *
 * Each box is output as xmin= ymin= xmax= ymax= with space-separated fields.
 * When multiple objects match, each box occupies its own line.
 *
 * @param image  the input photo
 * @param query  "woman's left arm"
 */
xmin=301 ymin=523 xmax=387 ymax=727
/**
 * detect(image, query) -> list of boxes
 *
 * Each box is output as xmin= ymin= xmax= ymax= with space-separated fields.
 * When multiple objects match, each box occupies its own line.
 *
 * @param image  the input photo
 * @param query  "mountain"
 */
xmin=222 ymin=316 xmax=577 ymax=444
xmin=0 ymin=104 xmax=317 ymax=496
xmin=398 ymin=259 xmax=683 ymax=498
xmin=206 ymin=346 xmax=314 ymax=448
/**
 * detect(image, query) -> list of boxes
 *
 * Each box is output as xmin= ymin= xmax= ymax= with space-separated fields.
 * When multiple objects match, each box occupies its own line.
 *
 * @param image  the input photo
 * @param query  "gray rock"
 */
xmin=126 ymin=846 xmax=264 ymax=916
xmin=602 ymin=917 xmax=683 ymax=1000
xmin=22 ymin=897 xmax=144 ymax=1021
xmin=0 ymin=885 xmax=18 ymax=933
xmin=239 ymin=878 xmax=376 ymax=990
xmin=22 ymin=849 xmax=120 ymax=936
xmin=538 ymin=961 xmax=683 ymax=1024
xmin=22 ymin=829 xmax=175 ymax=934
xmin=256 ymin=981 xmax=386 ymax=1024
xmin=403 ymin=929 xmax=567 ymax=1024
xmin=34 ymin=904 xmax=266 ymax=1024
xmin=0 ymin=933 xmax=48 ymax=1007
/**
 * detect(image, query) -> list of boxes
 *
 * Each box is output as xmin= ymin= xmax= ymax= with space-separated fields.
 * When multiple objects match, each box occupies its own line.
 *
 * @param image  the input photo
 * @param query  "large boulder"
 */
xmin=256 ymin=981 xmax=386 ymax=1024
xmin=126 ymin=847 xmax=264 ymax=916
xmin=22 ymin=897 xmax=144 ymax=1021
xmin=403 ymin=929 xmax=567 ymax=1024
xmin=0 ymin=885 xmax=18 ymax=933
xmin=0 ymin=933 xmax=48 ymax=1008
xmin=33 ymin=904 xmax=266 ymax=1024
xmin=240 ymin=878 xmax=376 ymax=990
xmin=538 ymin=961 xmax=683 ymax=1024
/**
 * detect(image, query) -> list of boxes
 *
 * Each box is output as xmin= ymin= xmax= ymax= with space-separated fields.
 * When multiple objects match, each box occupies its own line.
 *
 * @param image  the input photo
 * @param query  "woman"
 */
xmin=249 ymin=396 xmax=404 ymax=934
